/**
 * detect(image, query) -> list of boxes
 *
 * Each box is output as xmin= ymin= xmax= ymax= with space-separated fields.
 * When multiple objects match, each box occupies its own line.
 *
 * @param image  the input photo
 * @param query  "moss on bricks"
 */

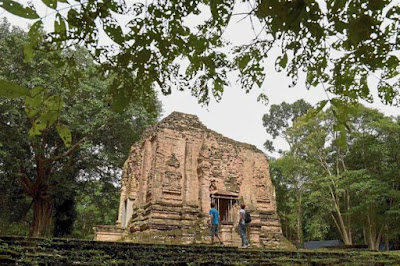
xmin=2 ymin=236 xmax=400 ymax=265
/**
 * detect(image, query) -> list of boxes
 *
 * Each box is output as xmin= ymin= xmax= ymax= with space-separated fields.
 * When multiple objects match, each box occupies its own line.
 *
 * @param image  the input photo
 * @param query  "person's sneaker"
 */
xmin=245 ymin=244 xmax=251 ymax=248
xmin=220 ymin=242 xmax=224 ymax=246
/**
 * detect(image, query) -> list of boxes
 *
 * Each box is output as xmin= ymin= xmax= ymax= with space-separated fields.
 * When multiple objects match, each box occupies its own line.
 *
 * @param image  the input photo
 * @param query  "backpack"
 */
xmin=245 ymin=211 xmax=251 ymax=224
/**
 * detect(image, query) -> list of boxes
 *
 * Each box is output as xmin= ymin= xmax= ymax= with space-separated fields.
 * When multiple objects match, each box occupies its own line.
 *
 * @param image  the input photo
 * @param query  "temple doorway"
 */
xmin=210 ymin=193 xmax=238 ymax=223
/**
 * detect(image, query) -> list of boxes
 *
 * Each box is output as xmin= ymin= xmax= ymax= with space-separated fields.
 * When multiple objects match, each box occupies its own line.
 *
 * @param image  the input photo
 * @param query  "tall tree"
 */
xmin=344 ymin=109 xmax=400 ymax=250
xmin=0 ymin=21 xmax=160 ymax=236
xmin=270 ymin=155 xmax=311 ymax=243
xmin=288 ymin=107 xmax=356 ymax=245
xmin=280 ymin=103 xmax=400 ymax=249
xmin=263 ymin=100 xmax=312 ymax=243
xmin=262 ymin=99 xmax=312 ymax=153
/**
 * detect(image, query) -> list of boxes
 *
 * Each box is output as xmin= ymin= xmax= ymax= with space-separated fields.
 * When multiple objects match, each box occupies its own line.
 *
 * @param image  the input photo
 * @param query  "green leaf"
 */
xmin=28 ymin=20 xmax=43 ymax=42
xmin=0 ymin=0 xmax=40 ymax=19
xmin=24 ymin=43 xmax=34 ymax=62
xmin=238 ymin=55 xmax=251 ymax=71
xmin=55 ymin=13 xmax=66 ymax=33
xmin=29 ymin=111 xmax=58 ymax=136
xmin=315 ymin=100 xmax=328 ymax=113
xmin=28 ymin=118 xmax=47 ymax=136
xmin=0 ymin=79 xmax=29 ymax=98
xmin=103 ymin=16 xmax=124 ymax=45
xmin=29 ymin=86 xmax=46 ymax=98
xmin=387 ymin=55 xmax=399 ymax=68
xmin=331 ymin=0 xmax=346 ymax=12
xmin=27 ymin=93 xmax=62 ymax=135
xmin=56 ymin=124 xmax=72 ymax=147
xmin=306 ymin=70 xmax=319 ymax=88
xmin=330 ymin=98 xmax=341 ymax=109
xmin=348 ymin=15 xmax=375 ymax=46
xmin=102 ymin=0 xmax=125 ymax=14
xmin=275 ymin=53 xmax=288 ymax=71
xmin=213 ymin=79 xmax=224 ymax=101
xmin=279 ymin=53 xmax=288 ymax=68
xmin=25 ymin=87 xmax=46 ymax=117
xmin=24 ymin=20 xmax=43 ymax=62
xmin=210 ymin=1 xmax=218 ymax=20
xmin=67 ymin=8 xmax=80 ymax=29
xmin=44 ymin=95 xmax=64 ymax=111
xmin=42 ymin=0 xmax=57 ymax=9
xmin=25 ymin=102 xmax=41 ymax=118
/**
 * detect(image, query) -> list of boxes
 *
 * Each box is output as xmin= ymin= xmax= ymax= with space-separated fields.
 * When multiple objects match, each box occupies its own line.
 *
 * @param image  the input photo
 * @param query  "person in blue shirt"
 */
xmin=208 ymin=202 xmax=223 ymax=245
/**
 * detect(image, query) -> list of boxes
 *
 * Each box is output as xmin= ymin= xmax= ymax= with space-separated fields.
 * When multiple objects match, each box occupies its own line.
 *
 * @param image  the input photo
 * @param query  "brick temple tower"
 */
xmin=95 ymin=112 xmax=293 ymax=249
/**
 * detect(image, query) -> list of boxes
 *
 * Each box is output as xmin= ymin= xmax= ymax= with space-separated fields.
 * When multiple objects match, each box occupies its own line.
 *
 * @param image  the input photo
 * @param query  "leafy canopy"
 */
xmin=0 ymin=20 xmax=160 ymax=236
xmin=269 ymin=101 xmax=400 ymax=246
xmin=1 ymin=0 xmax=399 ymax=110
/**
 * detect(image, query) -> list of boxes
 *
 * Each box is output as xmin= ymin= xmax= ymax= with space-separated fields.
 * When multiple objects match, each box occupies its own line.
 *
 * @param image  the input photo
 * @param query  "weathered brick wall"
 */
xmin=108 ymin=112 xmax=291 ymax=248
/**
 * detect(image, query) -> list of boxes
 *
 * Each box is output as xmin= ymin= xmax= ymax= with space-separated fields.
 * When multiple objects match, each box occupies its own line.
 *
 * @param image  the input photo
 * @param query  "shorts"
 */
xmin=210 ymin=224 xmax=219 ymax=236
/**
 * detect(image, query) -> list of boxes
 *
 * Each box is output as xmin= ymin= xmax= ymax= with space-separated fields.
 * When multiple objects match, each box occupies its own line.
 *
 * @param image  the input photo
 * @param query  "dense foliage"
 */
xmin=0 ymin=0 xmax=399 ymax=110
xmin=265 ymin=101 xmax=400 ymax=250
xmin=0 ymin=21 xmax=160 ymax=237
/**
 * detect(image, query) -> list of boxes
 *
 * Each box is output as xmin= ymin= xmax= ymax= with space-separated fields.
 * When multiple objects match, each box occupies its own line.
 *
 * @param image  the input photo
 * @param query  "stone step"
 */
xmin=1 ymin=236 xmax=400 ymax=265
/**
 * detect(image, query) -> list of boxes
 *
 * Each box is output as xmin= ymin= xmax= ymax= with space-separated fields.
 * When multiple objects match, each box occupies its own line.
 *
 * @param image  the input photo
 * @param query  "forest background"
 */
xmin=0 ymin=0 xmax=399 ymax=250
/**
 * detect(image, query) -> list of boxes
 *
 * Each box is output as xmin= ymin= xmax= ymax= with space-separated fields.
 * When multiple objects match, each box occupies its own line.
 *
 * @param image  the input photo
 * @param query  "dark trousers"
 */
xmin=239 ymin=223 xmax=249 ymax=246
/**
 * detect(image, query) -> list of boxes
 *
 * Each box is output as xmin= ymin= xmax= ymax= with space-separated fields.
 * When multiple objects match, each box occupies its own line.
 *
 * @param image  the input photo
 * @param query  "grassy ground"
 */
xmin=1 ymin=236 xmax=400 ymax=265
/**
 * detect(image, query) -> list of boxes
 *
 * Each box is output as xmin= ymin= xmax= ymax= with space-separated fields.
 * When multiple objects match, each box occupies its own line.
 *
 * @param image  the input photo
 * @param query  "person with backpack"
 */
xmin=239 ymin=203 xmax=250 ymax=248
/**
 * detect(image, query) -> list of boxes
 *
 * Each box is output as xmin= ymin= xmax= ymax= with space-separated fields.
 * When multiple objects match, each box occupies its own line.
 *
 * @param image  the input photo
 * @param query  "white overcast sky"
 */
xmin=1 ymin=1 xmax=399 ymax=156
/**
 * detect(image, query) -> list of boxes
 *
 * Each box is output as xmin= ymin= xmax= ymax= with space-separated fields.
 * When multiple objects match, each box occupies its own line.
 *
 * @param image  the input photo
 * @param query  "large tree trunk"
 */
xmin=330 ymin=188 xmax=352 ymax=245
xmin=29 ymin=191 xmax=53 ymax=237
xmin=318 ymin=153 xmax=352 ymax=245
xmin=365 ymin=207 xmax=384 ymax=251
xmin=19 ymin=160 xmax=53 ymax=237
xmin=29 ymin=185 xmax=53 ymax=237
xmin=345 ymin=189 xmax=352 ymax=244
xmin=319 ymin=141 xmax=358 ymax=245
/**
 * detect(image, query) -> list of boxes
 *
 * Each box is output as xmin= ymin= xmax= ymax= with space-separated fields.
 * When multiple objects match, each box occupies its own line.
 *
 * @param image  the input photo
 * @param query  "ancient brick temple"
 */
xmin=95 ymin=112 xmax=292 ymax=249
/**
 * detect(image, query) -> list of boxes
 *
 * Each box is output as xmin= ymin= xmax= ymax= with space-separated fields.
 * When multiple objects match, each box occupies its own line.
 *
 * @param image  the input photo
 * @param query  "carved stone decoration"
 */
xmin=255 ymin=183 xmax=270 ymax=203
xmin=209 ymin=180 xmax=217 ymax=191
xmin=162 ymin=154 xmax=183 ymax=194
xmin=163 ymin=170 xmax=182 ymax=193
xmin=95 ymin=112 xmax=293 ymax=250
xmin=166 ymin=154 xmax=180 ymax=168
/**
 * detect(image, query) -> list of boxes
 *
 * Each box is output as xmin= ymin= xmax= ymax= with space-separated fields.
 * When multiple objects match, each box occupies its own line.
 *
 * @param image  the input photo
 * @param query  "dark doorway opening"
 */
xmin=211 ymin=194 xmax=238 ymax=223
